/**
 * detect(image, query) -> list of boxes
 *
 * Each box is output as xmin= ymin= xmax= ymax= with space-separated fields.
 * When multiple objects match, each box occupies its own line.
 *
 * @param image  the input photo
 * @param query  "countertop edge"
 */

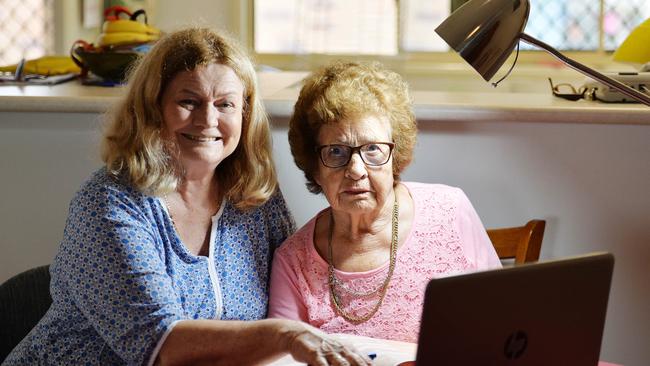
xmin=3 ymin=97 xmax=649 ymax=125
xmin=413 ymin=104 xmax=650 ymax=125
xmin=0 ymin=95 xmax=117 ymax=113
xmin=2 ymin=78 xmax=649 ymax=125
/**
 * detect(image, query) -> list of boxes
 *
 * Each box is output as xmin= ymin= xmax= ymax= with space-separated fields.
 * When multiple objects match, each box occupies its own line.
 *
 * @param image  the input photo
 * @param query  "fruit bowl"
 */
xmin=68 ymin=7 xmax=159 ymax=83
xmin=71 ymin=46 xmax=141 ymax=82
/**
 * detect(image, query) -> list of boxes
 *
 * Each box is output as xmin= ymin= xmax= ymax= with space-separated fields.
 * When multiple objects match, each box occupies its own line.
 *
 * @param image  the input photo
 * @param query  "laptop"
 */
xmin=414 ymin=252 xmax=614 ymax=366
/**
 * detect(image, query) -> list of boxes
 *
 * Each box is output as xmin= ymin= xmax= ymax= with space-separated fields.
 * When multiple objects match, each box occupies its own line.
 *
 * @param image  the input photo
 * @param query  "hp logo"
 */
xmin=504 ymin=330 xmax=528 ymax=359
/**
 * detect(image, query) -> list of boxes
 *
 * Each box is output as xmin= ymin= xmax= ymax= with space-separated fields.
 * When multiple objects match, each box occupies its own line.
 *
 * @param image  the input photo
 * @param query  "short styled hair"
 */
xmin=101 ymin=27 xmax=277 ymax=209
xmin=288 ymin=61 xmax=417 ymax=194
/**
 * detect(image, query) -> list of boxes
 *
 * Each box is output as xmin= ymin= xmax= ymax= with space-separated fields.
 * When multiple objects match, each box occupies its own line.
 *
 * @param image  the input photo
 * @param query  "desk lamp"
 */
xmin=435 ymin=0 xmax=650 ymax=107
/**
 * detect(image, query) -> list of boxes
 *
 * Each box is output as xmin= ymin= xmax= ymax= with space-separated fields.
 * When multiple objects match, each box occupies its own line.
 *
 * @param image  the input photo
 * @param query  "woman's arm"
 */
xmin=268 ymin=247 xmax=309 ymax=321
xmin=58 ymin=179 xmax=187 ymax=365
xmin=455 ymin=188 xmax=502 ymax=269
xmin=156 ymin=318 xmax=370 ymax=366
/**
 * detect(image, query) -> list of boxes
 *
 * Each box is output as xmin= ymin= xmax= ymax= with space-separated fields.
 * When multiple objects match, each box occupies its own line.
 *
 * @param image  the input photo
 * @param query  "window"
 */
xmin=603 ymin=0 xmax=650 ymax=49
xmin=0 ymin=0 xmax=55 ymax=66
xmin=523 ymin=0 xmax=650 ymax=51
xmin=253 ymin=0 xmax=650 ymax=56
xmin=254 ymin=0 xmax=399 ymax=55
xmin=400 ymin=0 xmax=450 ymax=52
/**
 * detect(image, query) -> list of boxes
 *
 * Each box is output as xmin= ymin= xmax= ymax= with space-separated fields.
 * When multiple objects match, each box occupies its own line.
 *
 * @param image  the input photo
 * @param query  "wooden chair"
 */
xmin=487 ymin=219 xmax=546 ymax=264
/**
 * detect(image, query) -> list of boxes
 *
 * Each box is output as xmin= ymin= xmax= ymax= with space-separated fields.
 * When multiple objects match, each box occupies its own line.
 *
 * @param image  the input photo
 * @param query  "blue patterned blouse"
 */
xmin=4 ymin=168 xmax=295 ymax=365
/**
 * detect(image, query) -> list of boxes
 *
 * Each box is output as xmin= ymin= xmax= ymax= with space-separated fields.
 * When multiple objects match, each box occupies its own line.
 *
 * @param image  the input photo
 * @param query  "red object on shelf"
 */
xmin=103 ymin=6 xmax=132 ymax=21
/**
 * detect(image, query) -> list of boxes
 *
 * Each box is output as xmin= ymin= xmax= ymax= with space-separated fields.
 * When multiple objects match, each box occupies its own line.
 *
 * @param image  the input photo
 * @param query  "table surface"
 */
xmin=266 ymin=334 xmax=622 ymax=366
xmin=267 ymin=334 xmax=416 ymax=366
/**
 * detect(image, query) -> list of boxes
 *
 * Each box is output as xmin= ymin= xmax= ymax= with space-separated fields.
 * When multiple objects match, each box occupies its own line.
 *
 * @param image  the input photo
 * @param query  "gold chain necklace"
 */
xmin=327 ymin=194 xmax=399 ymax=324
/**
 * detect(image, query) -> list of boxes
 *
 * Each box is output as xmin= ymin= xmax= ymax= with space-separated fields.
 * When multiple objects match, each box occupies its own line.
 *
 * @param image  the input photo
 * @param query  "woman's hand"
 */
xmin=156 ymin=318 xmax=372 ymax=365
xmin=282 ymin=321 xmax=372 ymax=366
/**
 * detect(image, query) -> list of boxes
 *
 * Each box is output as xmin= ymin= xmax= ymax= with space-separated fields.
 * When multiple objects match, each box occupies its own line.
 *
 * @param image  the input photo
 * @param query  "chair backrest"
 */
xmin=487 ymin=219 xmax=546 ymax=264
xmin=0 ymin=265 xmax=52 ymax=362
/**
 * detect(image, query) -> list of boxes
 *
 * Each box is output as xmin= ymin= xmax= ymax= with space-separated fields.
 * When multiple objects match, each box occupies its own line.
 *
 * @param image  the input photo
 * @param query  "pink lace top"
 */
xmin=268 ymin=182 xmax=502 ymax=342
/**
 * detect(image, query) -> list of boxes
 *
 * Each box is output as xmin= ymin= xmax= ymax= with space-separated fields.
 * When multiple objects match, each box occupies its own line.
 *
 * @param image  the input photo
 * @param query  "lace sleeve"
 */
xmin=455 ymin=188 xmax=502 ymax=269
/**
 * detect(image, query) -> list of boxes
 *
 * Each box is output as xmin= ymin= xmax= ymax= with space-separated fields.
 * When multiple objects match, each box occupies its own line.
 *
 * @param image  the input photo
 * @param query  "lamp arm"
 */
xmin=519 ymin=33 xmax=650 ymax=107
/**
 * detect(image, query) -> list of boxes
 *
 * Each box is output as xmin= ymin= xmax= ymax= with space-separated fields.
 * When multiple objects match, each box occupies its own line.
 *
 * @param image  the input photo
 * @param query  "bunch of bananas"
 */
xmin=96 ymin=7 xmax=161 ymax=48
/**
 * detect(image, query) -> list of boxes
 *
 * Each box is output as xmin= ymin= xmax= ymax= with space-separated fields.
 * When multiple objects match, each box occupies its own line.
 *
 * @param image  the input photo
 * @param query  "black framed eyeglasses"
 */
xmin=316 ymin=142 xmax=395 ymax=168
xmin=548 ymin=77 xmax=586 ymax=101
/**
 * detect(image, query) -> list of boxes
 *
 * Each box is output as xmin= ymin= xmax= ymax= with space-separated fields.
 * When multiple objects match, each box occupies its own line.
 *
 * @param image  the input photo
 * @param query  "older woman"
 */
xmin=268 ymin=61 xmax=502 ymax=343
xmin=4 ymin=29 xmax=370 ymax=366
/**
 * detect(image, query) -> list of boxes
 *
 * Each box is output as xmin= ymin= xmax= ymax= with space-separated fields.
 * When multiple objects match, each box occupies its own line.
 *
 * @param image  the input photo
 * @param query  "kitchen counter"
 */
xmin=0 ymin=71 xmax=307 ymax=114
xmin=1 ymin=70 xmax=648 ymax=124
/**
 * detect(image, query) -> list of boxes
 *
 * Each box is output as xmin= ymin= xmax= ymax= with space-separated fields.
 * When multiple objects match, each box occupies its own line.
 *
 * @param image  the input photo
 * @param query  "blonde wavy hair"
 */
xmin=102 ymin=27 xmax=277 ymax=209
xmin=289 ymin=61 xmax=417 ymax=194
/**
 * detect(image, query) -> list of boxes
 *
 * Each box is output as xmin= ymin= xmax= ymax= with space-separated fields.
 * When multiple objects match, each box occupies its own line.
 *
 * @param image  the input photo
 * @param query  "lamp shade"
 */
xmin=612 ymin=17 xmax=650 ymax=65
xmin=435 ymin=0 xmax=530 ymax=81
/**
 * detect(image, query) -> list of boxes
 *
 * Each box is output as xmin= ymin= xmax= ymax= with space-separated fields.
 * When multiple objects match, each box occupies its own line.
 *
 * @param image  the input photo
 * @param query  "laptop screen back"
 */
xmin=415 ymin=253 xmax=614 ymax=366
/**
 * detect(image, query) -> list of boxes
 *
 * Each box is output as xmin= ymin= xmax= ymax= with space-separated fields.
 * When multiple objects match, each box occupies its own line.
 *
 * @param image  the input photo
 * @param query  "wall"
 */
xmin=0 ymin=112 xmax=103 ymax=280
xmin=152 ymin=0 xmax=246 ymax=39
xmin=55 ymin=0 xmax=245 ymax=55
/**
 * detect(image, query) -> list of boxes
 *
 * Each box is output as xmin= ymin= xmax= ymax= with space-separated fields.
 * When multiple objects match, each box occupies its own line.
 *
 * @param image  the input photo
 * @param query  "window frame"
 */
xmin=245 ymin=0 xmax=623 ymax=73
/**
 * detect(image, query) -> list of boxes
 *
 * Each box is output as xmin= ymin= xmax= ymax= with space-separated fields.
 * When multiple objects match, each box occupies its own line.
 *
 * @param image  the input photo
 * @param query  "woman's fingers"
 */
xmin=340 ymin=345 xmax=372 ymax=366
xmin=320 ymin=340 xmax=350 ymax=366
xmin=286 ymin=322 xmax=371 ymax=365
xmin=321 ymin=339 xmax=371 ymax=365
xmin=325 ymin=352 xmax=350 ymax=366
